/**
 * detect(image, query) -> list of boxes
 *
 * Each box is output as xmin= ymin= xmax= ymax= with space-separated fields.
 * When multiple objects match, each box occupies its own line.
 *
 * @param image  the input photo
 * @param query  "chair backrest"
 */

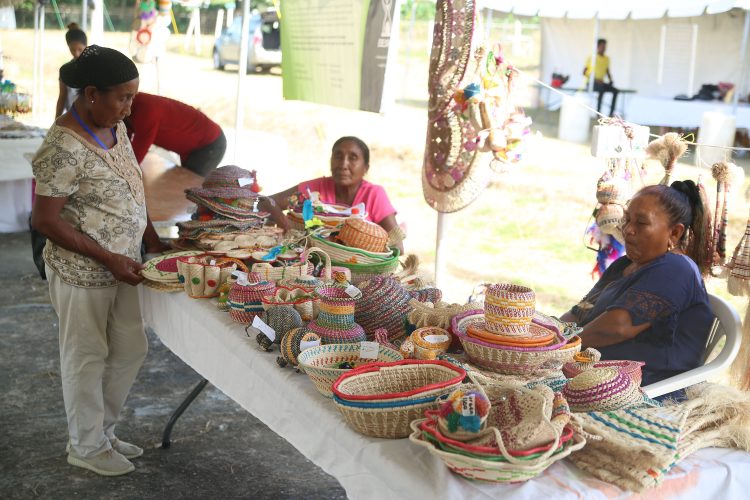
xmin=642 ymin=293 xmax=742 ymax=398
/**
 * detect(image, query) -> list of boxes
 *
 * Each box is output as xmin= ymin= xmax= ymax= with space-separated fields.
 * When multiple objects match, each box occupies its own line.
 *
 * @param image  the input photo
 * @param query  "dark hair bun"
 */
xmin=670 ymin=180 xmax=702 ymax=212
xmin=60 ymin=45 xmax=137 ymax=90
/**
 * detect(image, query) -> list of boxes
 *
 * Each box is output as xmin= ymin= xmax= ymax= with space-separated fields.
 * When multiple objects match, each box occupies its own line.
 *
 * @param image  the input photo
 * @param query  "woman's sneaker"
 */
xmin=67 ymin=449 xmax=135 ymax=476
xmin=110 ymin=438 xmax=143 ymax=459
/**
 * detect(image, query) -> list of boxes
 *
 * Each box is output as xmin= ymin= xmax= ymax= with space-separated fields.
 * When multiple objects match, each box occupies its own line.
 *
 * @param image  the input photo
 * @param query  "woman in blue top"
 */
xmin=560 ymin=181 xmax=714 ymax=386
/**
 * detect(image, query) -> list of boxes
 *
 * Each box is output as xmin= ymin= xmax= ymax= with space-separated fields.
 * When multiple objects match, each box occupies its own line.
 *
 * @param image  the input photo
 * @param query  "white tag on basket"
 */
xmin=235 ymin=271 xmax=249 ymax=286
xmin=209 ymin=259 xmax=216 ymax=266
xmin=237 ymin=177 xmax=255 ymax=187
xmin=252 ymin=316 xmax=275 ymax=342
xmin=425 ymin=334 xmax=449 ymax=344
xmin=300 ymin=339 xmax=321 ymax=351
xmin=461 ymin=394 xmax=476 ymax=416
xmin=359 ymin=341 xmax=379 ymax=359
xmin=344 ymin=285 xmax=361 ymax=298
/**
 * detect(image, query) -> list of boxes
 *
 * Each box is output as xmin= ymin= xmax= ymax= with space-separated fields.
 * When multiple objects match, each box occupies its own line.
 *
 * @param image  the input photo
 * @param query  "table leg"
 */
xmin=161 ymin=377 xmax=209 ymax=449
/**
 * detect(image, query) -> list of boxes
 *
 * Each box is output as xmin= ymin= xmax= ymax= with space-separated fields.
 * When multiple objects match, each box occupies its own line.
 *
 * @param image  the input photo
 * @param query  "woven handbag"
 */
xmin=331 ymin=360 xmax=466 ymax=438
xmin=251 ymin=246 xmax=332 ymax=282
xmin=176 ymin=255 xmax=249 ymax=298
xmin=297 ymin=343 xmax=403 ymax=398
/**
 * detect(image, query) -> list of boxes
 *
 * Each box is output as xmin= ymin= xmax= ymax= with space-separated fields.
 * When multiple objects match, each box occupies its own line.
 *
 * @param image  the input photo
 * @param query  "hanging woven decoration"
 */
xmin=421 ymin=0 xmax=531 ymax=213
xmin=709 ymin=162 xmax=744 ymax=277
xmin=645 ymin=133 xmax=688 ymax=186
xmin=726 ymin=206 xmax=750 ymax=391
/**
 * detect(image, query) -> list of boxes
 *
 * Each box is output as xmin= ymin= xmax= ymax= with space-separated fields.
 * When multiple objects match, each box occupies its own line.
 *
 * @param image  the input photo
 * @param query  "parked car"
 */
xmin=213 ymin=10 xmax=281 ymax=73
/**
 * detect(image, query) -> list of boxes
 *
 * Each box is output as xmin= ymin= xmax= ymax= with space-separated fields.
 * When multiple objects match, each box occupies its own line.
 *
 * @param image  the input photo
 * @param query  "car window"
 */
xmin=227 ymin=17 xmax=241 ymax=37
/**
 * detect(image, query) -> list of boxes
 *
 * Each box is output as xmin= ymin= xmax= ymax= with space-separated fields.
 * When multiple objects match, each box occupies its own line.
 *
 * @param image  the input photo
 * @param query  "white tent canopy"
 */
xmin=479 ymin=0 xmax=750 ymax=19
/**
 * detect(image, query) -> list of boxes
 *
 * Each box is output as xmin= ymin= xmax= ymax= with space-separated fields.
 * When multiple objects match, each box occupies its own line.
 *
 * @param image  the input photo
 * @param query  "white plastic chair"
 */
xmin=643 ymin=293 xmax=742 ymax=398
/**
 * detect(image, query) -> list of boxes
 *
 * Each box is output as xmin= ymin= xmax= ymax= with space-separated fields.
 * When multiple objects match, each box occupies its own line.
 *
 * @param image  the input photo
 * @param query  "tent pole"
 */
xmin=434 ymin=211 xmax=448 ymax=289
xmin=234 ymin=0 xmax=251 ymax=163
xmin=587 ymin=15 xmax=599 ymax=94
xmin=733 ymin=10 xmax=750 ymax=114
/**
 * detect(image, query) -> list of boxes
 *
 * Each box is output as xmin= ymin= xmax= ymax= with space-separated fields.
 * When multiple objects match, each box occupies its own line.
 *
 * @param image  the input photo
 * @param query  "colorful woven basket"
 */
xmin=297 ymin=343 xmax=404 ymax=398
xmin=276 ymin=328 xmax=321 ymax=368
xmin=562 ymin=348 xmax=645 ymax=386
xmin=411 ymin=327 xmax=452 ymax=360
xmin=305 ymin=285 xmax=366 ymax=344
xmin=262 ymin=287 xmax=317 ymax=322
xmin=309 ymin=233 xmax=394 ymax=265
xmin=331 ymin=360 xmax=466 ymax=438
xmin=562 ymin=367 xmax=654 ymax=413
xmin=337 ymin=218 xmax=389 ymax=252
xmin=176 ymin=255 xmax=248 ymax=298
xmin=354 ymin=275 xmax=417 ymax=342
xmin=483 ymin=283 xmax=536 ymax=336
xmin=228 ymin=279 xmax=276 ymax=324
xmin=452 ymin=311 xmax=579 ymax=374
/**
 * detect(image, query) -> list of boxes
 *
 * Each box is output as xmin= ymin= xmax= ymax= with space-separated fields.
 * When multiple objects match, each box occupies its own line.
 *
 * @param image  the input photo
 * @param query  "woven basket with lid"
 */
xmin=337 ymin=218 xmax=389 ymax=252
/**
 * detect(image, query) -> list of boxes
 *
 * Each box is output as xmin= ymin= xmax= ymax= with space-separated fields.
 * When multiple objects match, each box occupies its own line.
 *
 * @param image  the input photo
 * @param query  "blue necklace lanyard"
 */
xmin=70 ymin=105 xmax=116 ymax=150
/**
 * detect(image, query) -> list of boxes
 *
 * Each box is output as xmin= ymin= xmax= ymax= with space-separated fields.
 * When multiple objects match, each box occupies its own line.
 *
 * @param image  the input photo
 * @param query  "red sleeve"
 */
xmin=127 ymin=94 xmax=160 ymax=164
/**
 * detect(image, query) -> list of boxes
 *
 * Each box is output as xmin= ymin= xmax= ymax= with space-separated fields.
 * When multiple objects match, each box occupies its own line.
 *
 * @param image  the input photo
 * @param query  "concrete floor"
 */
xmin=0 ymin=232 xmax=346 ymax=499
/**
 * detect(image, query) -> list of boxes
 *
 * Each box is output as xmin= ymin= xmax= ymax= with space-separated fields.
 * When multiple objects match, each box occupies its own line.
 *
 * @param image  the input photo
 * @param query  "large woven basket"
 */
xmin=309 ymin=233 xmax=394 ymax=265
xmin=452 ymin=311 xmax=580 ymax=374
xmin=297 ymin=343 xmax=403 ymax=398
xmin=331 ymin=360 xmax=466 ymax=438
xmin=251 ymin=246 xmax=331 ymax=282
xmin=330 ymin=248 xmax=401 ymax=285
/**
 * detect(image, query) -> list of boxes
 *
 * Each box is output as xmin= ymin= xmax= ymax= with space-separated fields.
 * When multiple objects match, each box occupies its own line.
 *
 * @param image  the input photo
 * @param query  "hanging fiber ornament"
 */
xmin=710 ymin=162 xmax=734 ymax=275
xmin=437 ymin=388 xmax=491 ymax=439
xmin=645 ymin=133 xmax=688 ymax=186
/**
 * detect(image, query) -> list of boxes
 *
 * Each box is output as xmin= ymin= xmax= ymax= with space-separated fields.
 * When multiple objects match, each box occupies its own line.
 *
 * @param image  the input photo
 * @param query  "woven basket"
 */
xmin=305 ymin=285 xmax=367 ymax=344
xmin=452 ymin=311 xmax=579 ymax=374
xmin=176 ymin=255 xmax=249 ymax=298
xmin=276 ymin=328 xmax=321 ymax=368
xmin=483 ymin=283 xmax=536 ymax=336
xmin=287 ymin=209 xmax=348 ymax=231
xmin=228 ymin=279 xmax=276 ymax=324
xmin=262 ymin=287 xmax=317 ymax=322
xmin=331 ymin=248 xmax=401 ymax=285
xmin=309 ymin=233 xmax=394 ymax=265
xmin=409 ymin=419 xmax=586 ymax=483
xmin=297 ymin=343 xmax=403 ymax=398
xmin=354 ymin=275 xmax=416 ymax=342
xmin=411 ymin=327 xmax=452 ymax=360
xmin=251 ymin=247 xmax=332 ymax=282
xmin=331 ymin=360 xmax=466 ymax=438
xmin=337 ymin=218 xmax=389 ymax=252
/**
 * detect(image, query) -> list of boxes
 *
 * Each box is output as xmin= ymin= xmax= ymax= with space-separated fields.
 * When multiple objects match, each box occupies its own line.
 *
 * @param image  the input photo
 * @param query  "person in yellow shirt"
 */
xmin=583 ymin=38 xmax=618 ymax=116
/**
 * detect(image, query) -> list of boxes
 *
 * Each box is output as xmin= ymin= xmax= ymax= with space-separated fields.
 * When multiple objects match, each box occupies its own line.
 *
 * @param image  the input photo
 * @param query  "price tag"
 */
xmin=209 ymin=259 xmax=216 ymax=266
xmin=300 ymin=339 xmax=321 ymax=351
xmin=424 ymin=334 xmax=449 ymax=344
xmin=461 ymin=394 xmax=476 ymax=416
xmin=359 ymin=341 xmax=379 ymax=359
xmin=344 ymin=285 xmax=361 ymax=298
xmin=235 ymin=271 xmax=249 ymax=286
xmin=237 ymin=177 xmax=255 ymax=187
xmin=252 ymin=315 xmax=275 ymax=342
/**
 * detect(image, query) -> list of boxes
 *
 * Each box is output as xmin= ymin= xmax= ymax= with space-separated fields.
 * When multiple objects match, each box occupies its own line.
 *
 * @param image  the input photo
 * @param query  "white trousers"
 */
xmin=47 ymin=266 xmax=148 ymax=458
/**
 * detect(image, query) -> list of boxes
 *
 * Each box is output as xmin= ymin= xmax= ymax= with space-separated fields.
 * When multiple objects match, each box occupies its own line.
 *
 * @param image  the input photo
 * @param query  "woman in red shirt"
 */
xmin=125 ymin=92 xmax=226 ymax=176
xmin=271 ymin=136 xmax=403 ymax=253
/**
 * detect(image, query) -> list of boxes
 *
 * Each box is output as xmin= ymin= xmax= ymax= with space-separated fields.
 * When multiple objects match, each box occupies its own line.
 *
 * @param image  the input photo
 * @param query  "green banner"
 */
xmin=281 ymin=0 xmax=399 ymax=113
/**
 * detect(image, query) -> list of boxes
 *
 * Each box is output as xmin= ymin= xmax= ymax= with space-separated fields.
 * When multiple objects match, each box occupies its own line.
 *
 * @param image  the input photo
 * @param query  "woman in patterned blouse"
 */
xmin=559 ymin=181 xmax=714 ymax=386
xmin=32 ymin=45 xmax=164 ymax=477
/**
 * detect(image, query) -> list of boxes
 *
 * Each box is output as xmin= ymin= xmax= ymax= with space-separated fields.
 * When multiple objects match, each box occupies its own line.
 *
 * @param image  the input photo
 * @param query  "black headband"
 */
xmin=60 ymin=45 xmax=138 ymax=90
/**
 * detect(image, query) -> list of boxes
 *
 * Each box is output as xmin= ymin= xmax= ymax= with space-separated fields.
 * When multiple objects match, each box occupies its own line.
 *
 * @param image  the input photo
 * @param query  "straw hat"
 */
xmin=186 ymin=165 xmax=260 ymax=200
xmin=562 ymin=367 xmax=653 ymax=412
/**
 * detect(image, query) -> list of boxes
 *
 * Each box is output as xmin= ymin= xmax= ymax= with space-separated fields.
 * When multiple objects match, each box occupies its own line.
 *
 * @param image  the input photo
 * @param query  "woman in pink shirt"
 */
xmin=271 ymin=137 xmax=403 ymax=253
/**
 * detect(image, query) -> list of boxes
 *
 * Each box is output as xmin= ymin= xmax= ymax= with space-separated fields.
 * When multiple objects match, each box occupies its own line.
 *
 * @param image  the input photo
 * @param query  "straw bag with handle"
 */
xmin=251 ymin=246 xmax=332 ymax=282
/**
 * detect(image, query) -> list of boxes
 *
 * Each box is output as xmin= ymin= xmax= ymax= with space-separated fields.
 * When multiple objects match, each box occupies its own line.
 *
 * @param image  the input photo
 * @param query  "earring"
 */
xmin=667 ymin=240 xmax=674 ymax=252
xmin=90 ymin=99 xmax=94 ymax=104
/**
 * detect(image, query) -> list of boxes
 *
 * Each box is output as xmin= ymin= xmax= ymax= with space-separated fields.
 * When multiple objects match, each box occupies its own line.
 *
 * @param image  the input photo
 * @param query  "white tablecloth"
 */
xmin=0 ymin=137 xmax=42 ymax=232
xmin=625 ymin=96 xmax=750 ymax=129
xmin=139 ymin=287 xmax=750 ymax=500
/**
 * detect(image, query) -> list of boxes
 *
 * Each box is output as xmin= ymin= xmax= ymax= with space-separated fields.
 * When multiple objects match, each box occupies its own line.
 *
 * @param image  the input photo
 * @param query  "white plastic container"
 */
xmin=696 ymin=111 xmax=736 ymax=167
xmin=558 ymin=92 xmax=592 ymax=144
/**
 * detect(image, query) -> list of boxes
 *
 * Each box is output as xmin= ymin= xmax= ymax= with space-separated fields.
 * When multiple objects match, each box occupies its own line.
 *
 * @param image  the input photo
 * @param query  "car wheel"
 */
xmin=213 ymin=49 xmax=225 ymax=70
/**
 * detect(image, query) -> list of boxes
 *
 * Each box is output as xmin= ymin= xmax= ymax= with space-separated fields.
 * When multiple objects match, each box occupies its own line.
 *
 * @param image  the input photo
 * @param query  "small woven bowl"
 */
xmin=297 ymin=343 xmax=403 ymax=398
xmin=411 ymin=327 xmax=452 ymax=360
